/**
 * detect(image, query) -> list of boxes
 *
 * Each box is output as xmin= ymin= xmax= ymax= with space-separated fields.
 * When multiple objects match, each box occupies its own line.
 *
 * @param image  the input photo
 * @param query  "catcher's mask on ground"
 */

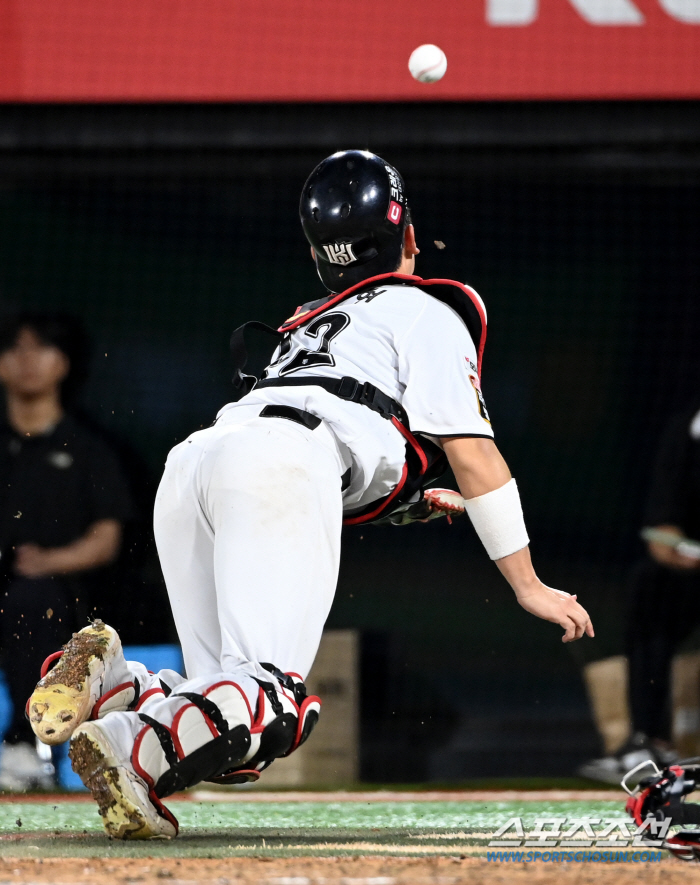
xmin=625 ymin=759 xmax=700 ymax=861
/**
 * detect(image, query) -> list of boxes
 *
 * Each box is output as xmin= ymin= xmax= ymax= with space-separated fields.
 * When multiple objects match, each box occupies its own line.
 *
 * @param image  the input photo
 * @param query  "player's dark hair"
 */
xmin=0 ymin=311 xmax=90 ymax=404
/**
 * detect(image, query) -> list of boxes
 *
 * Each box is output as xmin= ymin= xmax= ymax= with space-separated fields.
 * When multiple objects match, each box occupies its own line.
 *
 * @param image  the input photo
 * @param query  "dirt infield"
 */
xmin=0 ymin=789 xmax=682 ymax=882
xmin=0 ymin=856 xmax=695 ymax=885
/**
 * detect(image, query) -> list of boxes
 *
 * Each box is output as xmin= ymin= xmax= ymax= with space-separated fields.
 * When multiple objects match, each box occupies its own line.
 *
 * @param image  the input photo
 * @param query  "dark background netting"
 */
xmin=1 ymin=102 xmax=699 ymax=780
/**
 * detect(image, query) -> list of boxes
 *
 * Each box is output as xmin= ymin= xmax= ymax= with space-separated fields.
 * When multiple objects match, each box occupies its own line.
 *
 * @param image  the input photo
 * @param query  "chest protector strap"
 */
xmin=229 ymin=273 xmax=487 ymax=526
xmin=254 ymin=373 xmax=444 ymax=525
xmin=255 ymin=375 xmax=408 ymax=425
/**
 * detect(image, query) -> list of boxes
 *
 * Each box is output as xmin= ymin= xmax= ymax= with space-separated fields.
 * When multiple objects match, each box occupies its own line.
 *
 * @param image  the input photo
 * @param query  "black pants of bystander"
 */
xmin=626 ymin=558 xmax=700 ymax=743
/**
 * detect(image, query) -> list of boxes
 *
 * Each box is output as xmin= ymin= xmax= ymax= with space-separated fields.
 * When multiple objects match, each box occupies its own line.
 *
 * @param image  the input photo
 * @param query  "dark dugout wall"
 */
xmin=0 ymin=101 xmax=698 ymax=779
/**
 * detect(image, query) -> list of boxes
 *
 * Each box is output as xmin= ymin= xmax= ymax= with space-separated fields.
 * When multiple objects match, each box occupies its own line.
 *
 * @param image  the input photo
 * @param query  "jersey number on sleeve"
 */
xmin=277 ymin=312 xmax=351 ymax=376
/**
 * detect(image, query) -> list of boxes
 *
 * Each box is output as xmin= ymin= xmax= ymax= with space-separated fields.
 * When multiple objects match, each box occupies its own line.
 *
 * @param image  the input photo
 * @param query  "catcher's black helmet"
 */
xmin=299 ymin=150 xmax=409 ymax=293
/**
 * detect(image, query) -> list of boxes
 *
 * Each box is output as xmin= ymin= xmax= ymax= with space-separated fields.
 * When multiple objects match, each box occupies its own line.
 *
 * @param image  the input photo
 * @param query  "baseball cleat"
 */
xmin=578 ymin=731 xmax=678 ymax=785
xmin=69 ymin=723 xmax=177 ymax=840
xmin=28 ymin=620 xmax=123 ymax=746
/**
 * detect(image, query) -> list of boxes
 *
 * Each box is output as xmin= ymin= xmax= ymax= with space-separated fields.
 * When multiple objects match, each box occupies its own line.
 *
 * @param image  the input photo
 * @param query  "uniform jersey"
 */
xmin=217 ymin=282 xmax=493 ymax=512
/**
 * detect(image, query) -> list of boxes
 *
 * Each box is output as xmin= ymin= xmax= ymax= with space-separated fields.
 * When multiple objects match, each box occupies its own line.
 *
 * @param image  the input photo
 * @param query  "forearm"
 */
xmin=442 ymin=437 xmax=538 ymax=591
xmin=442 ymin=437 xmax=528 ymax=561
xmin=494 ymin=545 xmax=540 ymax=597
xmin=49 ymin=520 xmax=122 ymax=573
xmin=645 ymin=524 xmax=700 ymax=570
xmin=440 ymin=436 xmax=593 ymax=641
xmin=441 ymin=437 xmax=511 ymax=500
xmin=16 ymin=519 xmax=122 ymax=577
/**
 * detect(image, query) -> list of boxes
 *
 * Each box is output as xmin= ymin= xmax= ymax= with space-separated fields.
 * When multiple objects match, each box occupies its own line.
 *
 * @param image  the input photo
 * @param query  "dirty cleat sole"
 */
xmin=69 ymin=723 xmax=177 ymax=840
xmin=29 ymin=620 xmax=122 ymax=745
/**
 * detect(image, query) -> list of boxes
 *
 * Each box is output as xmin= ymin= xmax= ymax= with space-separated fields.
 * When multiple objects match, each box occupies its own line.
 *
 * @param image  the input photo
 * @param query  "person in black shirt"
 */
xmin=0 ymin=313 xmax=132 ymax=790
xmin=581 ymin=407 xmax=700 ymax=783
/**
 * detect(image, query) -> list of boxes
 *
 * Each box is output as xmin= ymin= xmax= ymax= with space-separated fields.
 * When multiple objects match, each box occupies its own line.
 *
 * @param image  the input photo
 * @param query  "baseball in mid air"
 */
xmin=408 ymin=44 xmax=447 ymax=83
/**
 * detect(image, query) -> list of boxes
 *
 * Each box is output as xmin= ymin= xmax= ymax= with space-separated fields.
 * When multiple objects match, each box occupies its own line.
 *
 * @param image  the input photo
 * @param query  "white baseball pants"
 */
xmin=67 ymin=409 xmax=345 ymax=804
xmin=153 ymin=409 xmax=345 ymax=693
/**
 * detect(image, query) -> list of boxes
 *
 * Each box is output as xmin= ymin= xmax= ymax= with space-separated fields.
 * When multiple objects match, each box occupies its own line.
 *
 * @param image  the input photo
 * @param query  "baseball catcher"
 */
xmin=27 ymin=150 xmax=593 ymax=839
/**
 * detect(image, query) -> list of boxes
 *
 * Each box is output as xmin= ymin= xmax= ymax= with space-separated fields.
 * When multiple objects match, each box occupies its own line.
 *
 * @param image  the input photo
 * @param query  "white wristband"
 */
xmin=463 ymin=478 xmax=530 ymax=561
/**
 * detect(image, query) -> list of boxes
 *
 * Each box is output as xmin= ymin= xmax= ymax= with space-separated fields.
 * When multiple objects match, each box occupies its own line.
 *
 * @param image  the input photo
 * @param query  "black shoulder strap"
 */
xmin=229 ymin=321 xmax=283 ymax=395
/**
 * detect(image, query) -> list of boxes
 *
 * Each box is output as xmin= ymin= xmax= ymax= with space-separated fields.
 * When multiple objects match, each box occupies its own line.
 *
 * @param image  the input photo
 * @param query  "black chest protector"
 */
xmin=229 ymin=272 xmax=487 ymax=526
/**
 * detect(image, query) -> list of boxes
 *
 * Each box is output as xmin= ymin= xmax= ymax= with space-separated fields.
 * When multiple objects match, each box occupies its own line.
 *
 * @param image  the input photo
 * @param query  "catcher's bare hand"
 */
xmin=516 ymin=582 xmax=594 ymax=643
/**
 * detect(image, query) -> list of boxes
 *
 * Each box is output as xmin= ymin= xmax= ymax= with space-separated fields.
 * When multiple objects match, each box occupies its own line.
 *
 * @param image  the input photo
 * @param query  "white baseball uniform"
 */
xmin=154 ymin=281 xmax=492 ymax=690
xmin=90 ymin=279 xmax=493 ymax=797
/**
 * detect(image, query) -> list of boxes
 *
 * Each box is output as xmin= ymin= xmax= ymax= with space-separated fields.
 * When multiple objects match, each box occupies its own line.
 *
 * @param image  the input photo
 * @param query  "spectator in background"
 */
xmin=581 ymin=407 xmax=700 ymax=783
xmin=0 ymin=312 xmax=133 ymax=791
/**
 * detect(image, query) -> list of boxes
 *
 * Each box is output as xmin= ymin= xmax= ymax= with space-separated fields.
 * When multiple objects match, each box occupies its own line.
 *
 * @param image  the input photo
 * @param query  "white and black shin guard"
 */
xmin=132 ymin=664 xmax=321 ymax=799
xmin=90 ymin=668 xmax=183 ymax=720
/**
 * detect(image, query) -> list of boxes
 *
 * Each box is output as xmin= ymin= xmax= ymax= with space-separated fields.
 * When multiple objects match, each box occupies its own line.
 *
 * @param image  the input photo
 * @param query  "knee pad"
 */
xmin=90 ymin=680 xmax=141 ymax=717
xmin=91 ymin=675 xmax=178 ymax=719
xmin=132 ymin=667 xmax=321 ymax=798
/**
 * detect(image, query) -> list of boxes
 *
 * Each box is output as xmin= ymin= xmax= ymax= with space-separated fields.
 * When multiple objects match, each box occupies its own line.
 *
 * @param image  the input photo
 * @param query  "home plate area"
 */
xmin=0 ymin=790 xmax=692 ymax=884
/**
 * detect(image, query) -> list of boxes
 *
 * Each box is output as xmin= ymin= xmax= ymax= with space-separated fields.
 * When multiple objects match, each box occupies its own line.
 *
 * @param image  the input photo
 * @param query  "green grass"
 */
xmin=237 ymin=778 xmax=620 ymax=792
xmin=0 ymin=798 xmax=626 ymax=858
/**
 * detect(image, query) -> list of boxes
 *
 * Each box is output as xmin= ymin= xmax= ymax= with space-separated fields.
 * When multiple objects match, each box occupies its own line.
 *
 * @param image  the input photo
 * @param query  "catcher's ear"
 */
xmin=310 ymin=247 xmax=315 ymax=261
xmin=403 ymin=224 xmax=419 ymax=258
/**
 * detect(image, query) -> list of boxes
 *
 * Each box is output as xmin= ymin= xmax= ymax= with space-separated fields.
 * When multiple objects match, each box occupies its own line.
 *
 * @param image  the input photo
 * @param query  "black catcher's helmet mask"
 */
xmin=624 ymin=760 xmax=700 ymax=861
xmin=299 ymin=150 xmax=409 ymax=293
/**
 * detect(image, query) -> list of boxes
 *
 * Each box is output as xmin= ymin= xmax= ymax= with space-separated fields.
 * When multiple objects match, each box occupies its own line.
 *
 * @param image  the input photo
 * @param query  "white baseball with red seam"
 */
xmin=424 ymin=488 xmax=466 ymax=514
xmin=408 ymin=45 xmax=447 ymax=84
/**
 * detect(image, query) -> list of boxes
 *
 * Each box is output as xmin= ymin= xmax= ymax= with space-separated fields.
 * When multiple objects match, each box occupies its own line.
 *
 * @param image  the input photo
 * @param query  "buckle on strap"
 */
xmin=337 ymin=377 xmax=376 ymax=407
xmin=358 ymin=382 xmax=377 ymax=407
xmin=337 ymin=377 xmax=360 ymax=400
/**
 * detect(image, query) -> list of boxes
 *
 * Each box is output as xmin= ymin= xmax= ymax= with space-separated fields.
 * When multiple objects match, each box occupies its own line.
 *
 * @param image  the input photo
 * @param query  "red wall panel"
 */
xmin=0 ymin=0 xmax=698 ymax=101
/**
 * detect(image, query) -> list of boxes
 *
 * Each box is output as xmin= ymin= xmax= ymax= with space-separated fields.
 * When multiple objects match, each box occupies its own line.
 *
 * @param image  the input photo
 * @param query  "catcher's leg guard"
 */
xmin=133 ymin=666 xmax=321 ymax=800
xmin=28 ymin=620 xmax=136 ymax=745
xmin=70 ymin=720 xmax=177 ymax=840
xmin=206 ymin=667 xmax=322 ymax=785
